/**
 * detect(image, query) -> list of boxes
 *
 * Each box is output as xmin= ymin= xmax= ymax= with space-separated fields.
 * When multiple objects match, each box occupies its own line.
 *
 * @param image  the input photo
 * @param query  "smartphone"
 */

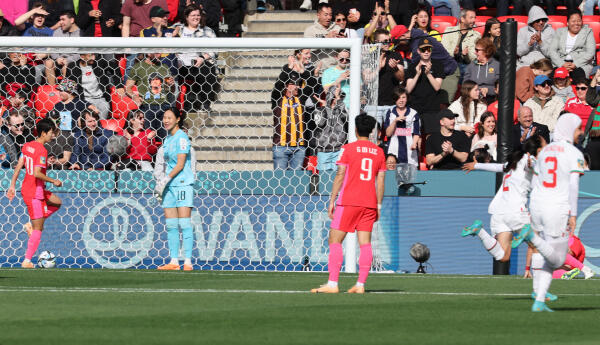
xmin=339 ymin=28 xmax=346 ymax=36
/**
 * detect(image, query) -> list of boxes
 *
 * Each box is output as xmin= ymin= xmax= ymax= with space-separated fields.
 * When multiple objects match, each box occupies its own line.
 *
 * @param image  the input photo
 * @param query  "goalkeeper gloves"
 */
xmin=154 ymin=176 xmax=172 ymax=203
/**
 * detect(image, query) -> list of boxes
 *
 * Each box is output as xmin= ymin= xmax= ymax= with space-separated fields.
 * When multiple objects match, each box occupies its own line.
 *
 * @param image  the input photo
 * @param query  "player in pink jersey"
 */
xmin=6 ymin=118 xmax=63 ymax=268
xmin=311 ymin=113 xmax=386 ymax=294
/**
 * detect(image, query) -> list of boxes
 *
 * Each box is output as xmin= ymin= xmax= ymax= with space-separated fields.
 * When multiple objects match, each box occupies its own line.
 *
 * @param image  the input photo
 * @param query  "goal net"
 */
xmin=0 ymin=37 xmax=392 ymax=272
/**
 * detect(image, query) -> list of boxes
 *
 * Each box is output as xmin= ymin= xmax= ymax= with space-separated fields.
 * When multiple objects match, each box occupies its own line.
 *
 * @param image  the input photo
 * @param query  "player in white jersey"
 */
xmin=461 ymin=135 xmax=545 ymax=264
xmin=512 ymin=113 xmax=585 ymax=312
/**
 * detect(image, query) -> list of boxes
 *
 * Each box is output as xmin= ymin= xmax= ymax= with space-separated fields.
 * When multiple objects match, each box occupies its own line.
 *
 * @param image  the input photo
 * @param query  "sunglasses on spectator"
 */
xmin=336 ymin=18 xmax=346 ymax=22
xmin=376 ymin=40 xmax=391 ymax=44
xmin=419 ymin=47 xmax=432 ymax=53
xmin=373 ymin=12 xmax=385 ymax=16
xmin=338 ymin=57 xmax=350 ymax=63
xmin=538 ymin=81 xmax=552 ymax=87
xmin=576 ymin=86 xmax=588 ymax=91
xmin=11 ymin=122 xmax=24 ymax=128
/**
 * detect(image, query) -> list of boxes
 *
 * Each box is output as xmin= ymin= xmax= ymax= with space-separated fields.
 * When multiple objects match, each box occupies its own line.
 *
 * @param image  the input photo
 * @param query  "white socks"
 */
xmin=477 ymin=228 xmax=505 ymax=261
xmin=184 ymin=258 xmax=192 ymax=265
xmin=530 ymin=233 xmax=568 ymax=268
xmin=327 ymin=280 xmax=338 ymax=287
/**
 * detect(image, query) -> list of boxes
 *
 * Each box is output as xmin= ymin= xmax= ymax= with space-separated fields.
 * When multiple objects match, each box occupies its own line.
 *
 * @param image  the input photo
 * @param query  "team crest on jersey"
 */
xmin=179 ymin=138 xmax=188 ymax=150
xmin=577 ymin=159 xmax=585 ymax=171
xmin=40 ymin=156 xmax=45 ymax=164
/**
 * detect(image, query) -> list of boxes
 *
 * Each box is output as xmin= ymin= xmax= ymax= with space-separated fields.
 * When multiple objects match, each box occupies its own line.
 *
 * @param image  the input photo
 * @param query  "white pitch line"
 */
xmin=0 ymin=286 xmax=599 ymax=296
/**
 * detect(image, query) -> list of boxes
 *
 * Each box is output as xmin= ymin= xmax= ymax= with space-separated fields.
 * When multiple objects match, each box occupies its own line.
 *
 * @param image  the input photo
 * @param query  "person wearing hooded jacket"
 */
xmin=516 ymin=6 xmax=555 ymax=69
xmin=314 ymin=85 xmax=347 ymax=172
xmin=463 ymin=37 xmax=500 ymax=103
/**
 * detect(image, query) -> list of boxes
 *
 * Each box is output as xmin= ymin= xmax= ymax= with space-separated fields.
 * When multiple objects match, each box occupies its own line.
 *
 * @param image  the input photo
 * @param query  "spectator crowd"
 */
xmin=1 ymin=1 xmax=600 ymax=175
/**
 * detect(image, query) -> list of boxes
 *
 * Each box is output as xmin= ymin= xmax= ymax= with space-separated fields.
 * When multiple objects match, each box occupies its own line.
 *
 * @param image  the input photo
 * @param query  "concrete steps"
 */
xmin=194 ymin=11 xmax=312 ymax=170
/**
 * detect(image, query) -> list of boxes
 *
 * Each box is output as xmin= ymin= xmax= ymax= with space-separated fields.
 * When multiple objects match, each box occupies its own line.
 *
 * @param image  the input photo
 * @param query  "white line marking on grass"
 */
xmin=1 ymin=286 xmax=600 ymax=297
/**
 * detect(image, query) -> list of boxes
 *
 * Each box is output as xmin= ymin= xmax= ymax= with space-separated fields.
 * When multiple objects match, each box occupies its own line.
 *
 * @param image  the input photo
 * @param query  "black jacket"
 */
xmin=511 ymin=122 xmax=550 ymax=151
xmin=76 ymin=0 xmax=123 ymax=37
xmin=64 ymin=57 xmax=118 ymax=102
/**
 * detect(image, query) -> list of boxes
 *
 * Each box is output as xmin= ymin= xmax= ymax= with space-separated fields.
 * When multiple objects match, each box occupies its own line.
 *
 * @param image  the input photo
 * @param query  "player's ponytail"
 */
xmin=504 ymin=134 xmax=544 ymax=173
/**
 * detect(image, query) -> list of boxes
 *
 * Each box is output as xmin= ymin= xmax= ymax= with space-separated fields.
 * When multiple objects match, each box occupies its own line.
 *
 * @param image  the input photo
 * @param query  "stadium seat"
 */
xmin=110 ymin=86 xmax=138 ymax=120
xmin=582 ymin=17 xmax=600 ymax=49
xmin=473 ymin=16 xmax=492 ymax=35
xmin=547 ymin=15 xmax=567 ymax=30
xmin=33 ymin=85 xmax=61 ymax=118
xmin=431 ymin=16 xmax=457 ymax=26
xmin=597 ymin=50 xmax=600 ymax=66
xmin=497 ymin=16 xmax=527 ymax=31
xmin=100 ymin=118 xmax=125 ymax=134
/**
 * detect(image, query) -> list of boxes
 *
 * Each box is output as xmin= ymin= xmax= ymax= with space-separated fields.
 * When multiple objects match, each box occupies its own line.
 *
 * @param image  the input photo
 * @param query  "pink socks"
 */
xmin=328 ymin=243 xmax=343 ymax=283
xmin=358 ymin=244 xmax=373 ymax=284
xmin=25 ymin=230 xmax=42 ymax=260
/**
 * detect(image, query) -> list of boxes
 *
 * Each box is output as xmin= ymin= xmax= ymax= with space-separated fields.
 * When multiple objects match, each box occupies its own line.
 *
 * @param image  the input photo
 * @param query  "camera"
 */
xmin=421 ymin=65 xmax=426 ymax=73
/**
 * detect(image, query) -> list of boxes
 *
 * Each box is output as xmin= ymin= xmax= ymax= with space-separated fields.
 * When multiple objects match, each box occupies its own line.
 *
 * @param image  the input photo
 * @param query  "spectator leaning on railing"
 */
xmin=313 ymin=85 xmax=347 ymax=172
xmin=425 ymin=109 xmax=469 ymax=170
xmin=70 ymin=109 xmax=113 ymax=170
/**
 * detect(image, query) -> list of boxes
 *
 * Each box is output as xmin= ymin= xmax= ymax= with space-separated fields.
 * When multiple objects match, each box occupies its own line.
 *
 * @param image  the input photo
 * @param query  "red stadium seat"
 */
xmin=547 ymin=16 xmax=567 ymax=30
xmin=100 ymin=118 xmax=125 ymax=134
xmin=431 ymin=15 xmax=457 ymax=26
xmin=597 ymin=51 xmax=600 ymax=66
xmin=33 ymin=85 xmax=61 ymax=118
xmin=497 ymin=16 xmax=528 ymax=31
xmin=110 ymin=86 xmax=138 ymax=120
xmin=473 ymin=16 xmax=492 ymax=36
xmin=582 ymin=17 xmax=600 ymax=49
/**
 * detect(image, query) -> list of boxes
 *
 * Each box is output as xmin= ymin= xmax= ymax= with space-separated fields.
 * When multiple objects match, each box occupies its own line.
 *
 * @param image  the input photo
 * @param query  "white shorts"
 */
xmin=530 ymin=207 xmax=570 ymax=237
xmin=490 ymin=212 xmax=530 ymax=236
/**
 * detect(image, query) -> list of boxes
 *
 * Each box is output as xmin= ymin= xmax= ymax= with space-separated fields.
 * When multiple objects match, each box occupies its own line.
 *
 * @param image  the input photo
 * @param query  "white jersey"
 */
xmin=488 ymin=155 xmax=534 ymax=215
xmin=530 ymin=140 xmax=585 ymax=212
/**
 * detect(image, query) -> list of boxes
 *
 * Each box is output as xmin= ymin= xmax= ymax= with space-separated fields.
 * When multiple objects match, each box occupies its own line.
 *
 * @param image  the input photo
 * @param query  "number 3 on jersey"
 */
xmin=543 ymin=156 xmax=557 ymax=188
xmin=360 ymin=158 xmax=373 ymax=181
xmin=502 ymin=173 xmax=512 ymax=191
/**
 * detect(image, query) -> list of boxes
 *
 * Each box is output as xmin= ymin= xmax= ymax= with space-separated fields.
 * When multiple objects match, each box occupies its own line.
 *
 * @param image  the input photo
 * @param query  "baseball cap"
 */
xmin=439 ymin=109 xmax=458 ymax=120
xmin=553 ymin=67 xmax=569 ymax=79
xmin=418 ymin=37 xmax=433 ymax=49
xmin=534 ymin=75 xmax=551 ymax=86
xmin=390 ymin=25 xmax=408 ymax=39
xmin=149 ymin=6 xmax=169 ymax=18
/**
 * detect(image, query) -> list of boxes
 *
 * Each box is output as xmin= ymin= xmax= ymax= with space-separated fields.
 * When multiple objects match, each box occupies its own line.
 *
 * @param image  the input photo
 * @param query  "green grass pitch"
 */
xmin=1 ymin=268 xmax=599 ymax=345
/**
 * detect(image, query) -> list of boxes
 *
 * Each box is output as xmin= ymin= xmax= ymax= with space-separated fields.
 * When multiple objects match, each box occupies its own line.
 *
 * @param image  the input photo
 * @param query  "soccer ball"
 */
xmin=37 ymin=251 xmax=56 ymax=268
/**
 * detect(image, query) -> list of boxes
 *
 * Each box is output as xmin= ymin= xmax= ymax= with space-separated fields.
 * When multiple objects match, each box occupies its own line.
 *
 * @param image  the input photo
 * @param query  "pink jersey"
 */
xmin=21 ymin=141 xmax=48 ymax=200
xmin=335 ymin=140 xmax=386 ymax=208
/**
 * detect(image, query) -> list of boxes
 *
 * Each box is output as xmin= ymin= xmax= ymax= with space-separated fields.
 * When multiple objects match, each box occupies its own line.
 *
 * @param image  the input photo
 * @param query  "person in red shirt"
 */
xmin=311 ymin=113 xmax=386 ymax=294
xmin=565 ymin=79 xmax=594 ymax=129
xmin=6 ymin=118 xmax=63 ymax=268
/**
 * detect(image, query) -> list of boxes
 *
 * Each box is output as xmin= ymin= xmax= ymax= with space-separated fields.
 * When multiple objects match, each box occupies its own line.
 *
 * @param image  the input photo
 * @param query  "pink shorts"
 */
xmin=23 ymin=191 xmax=52 ymax=220
xmin=330 ymin=205 xmax=377 ymax=233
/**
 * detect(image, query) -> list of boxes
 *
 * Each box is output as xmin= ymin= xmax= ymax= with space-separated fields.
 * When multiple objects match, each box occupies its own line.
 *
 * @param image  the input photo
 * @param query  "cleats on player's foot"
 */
xmin=183 ymin=264 xmax=193 ymax=271
xmin=23 ymin=222 xmax=33 ymax=237
xmin=561 ymin=268 xmax=581 ymax=280
xmin=531 ymin=300 xmax=554 ymax=312
xmin=511 ymin=224 xmax=533 ymax=248
xmin=21 ymin=261 xmax=34 ymax=268
xmin=461 ymin=220 xmax=483 ymax=237
xmin=531 ymin=291 xmax=558 ymax=302
xmin=347 ymin=285 xmax=365 ymax=294
xmin=310 ymin=284 xmax=339 ymax=293
xmin=582 ymin=266 xmax=595 ymax=279
xmin=157 ymin=263 xmax=180 ymax=270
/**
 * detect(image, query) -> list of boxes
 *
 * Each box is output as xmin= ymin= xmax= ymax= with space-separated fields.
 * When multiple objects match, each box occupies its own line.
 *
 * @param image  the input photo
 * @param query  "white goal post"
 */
xmin=0 ymin=36 xmax=387 ymax=273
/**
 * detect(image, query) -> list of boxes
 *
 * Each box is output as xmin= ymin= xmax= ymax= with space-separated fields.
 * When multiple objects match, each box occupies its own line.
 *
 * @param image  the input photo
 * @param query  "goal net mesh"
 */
xmin=0 ymin=41 xmax=391 ymax=271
